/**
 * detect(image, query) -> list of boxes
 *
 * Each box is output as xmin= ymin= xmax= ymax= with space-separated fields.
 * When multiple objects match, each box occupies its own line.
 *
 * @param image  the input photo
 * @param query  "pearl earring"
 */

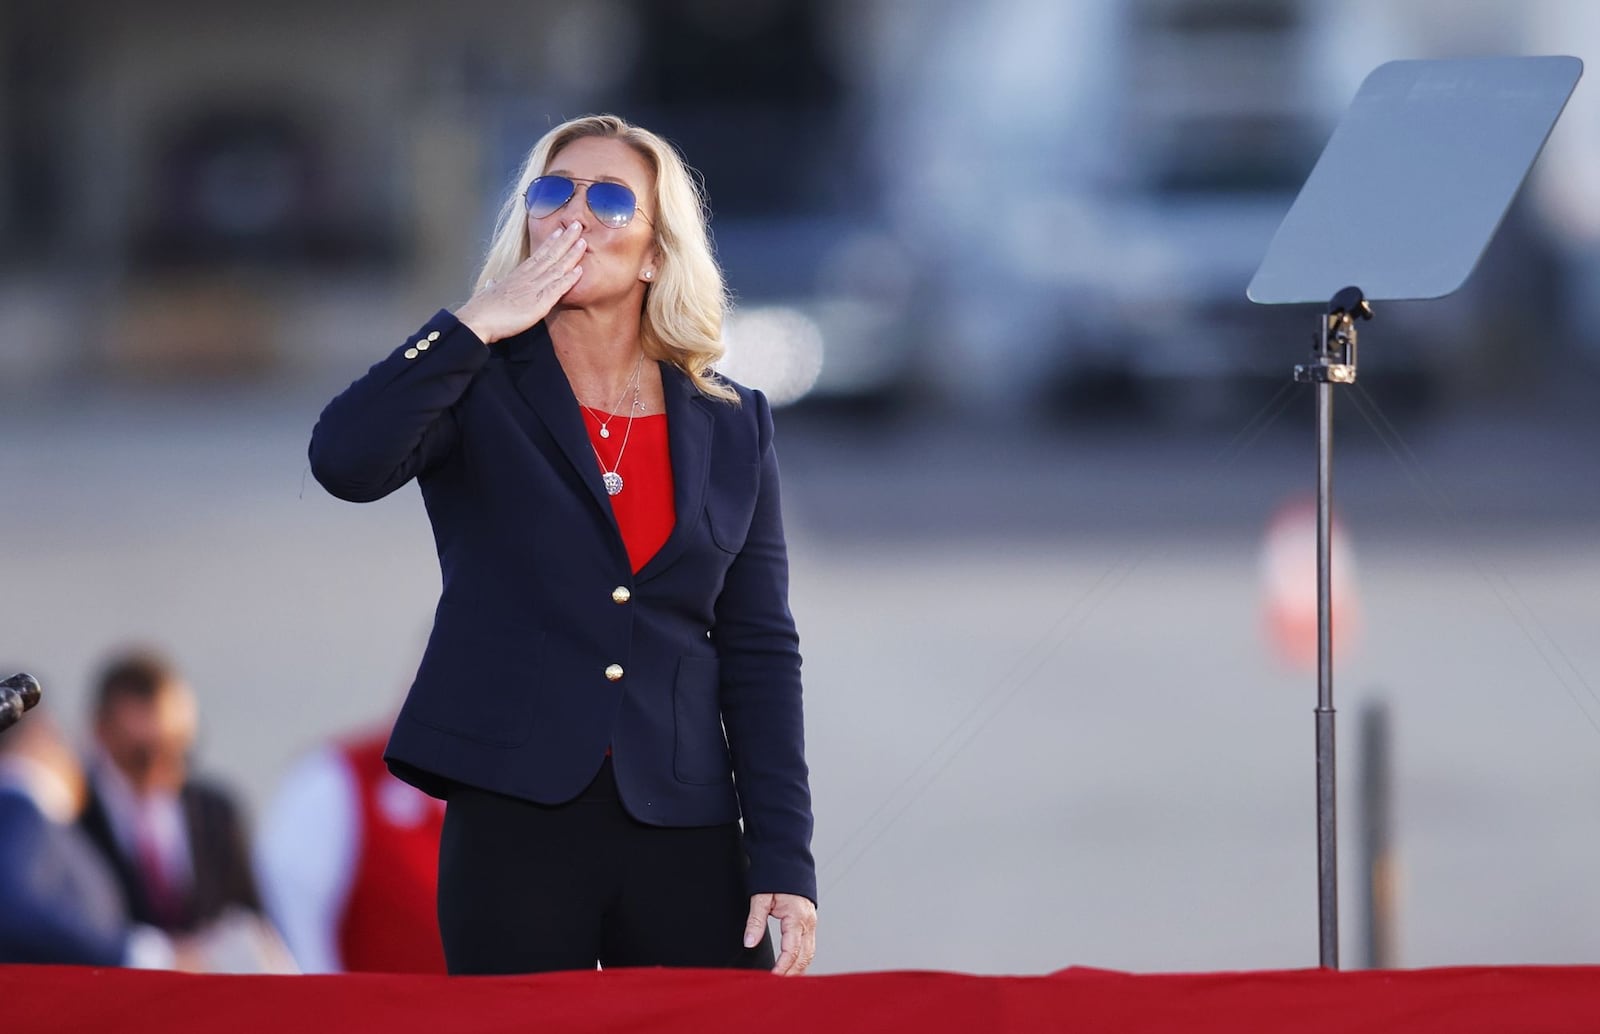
xmin=643 ymin=270 xmax=654 ymax=280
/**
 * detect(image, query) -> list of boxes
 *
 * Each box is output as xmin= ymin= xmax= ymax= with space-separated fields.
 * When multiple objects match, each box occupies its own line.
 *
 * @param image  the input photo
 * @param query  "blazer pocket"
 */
xmin=673 ymin=655 xmax=733 ymax=785
xmin=705 ymin=462 xmax=760 ymax=554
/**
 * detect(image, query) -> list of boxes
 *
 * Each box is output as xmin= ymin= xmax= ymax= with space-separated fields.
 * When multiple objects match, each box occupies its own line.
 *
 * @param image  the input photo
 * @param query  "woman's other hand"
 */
xmin=454 ymin=221 xmax=587 ymax=344
xmin=745 ymin=892 xmax=816 ymax=975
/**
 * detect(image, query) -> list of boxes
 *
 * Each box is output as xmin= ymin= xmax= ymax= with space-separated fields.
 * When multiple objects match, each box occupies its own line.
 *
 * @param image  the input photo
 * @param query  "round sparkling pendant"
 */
xmin=599 ymin=426 xmax=610 ymax=439
xmin=602 ymin=471 xmax=624 ymax=496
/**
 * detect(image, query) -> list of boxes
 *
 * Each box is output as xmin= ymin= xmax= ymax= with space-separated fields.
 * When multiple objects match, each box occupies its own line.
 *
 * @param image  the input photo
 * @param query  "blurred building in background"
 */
xmin=2 ymin=0 xmax=1598 ymax=417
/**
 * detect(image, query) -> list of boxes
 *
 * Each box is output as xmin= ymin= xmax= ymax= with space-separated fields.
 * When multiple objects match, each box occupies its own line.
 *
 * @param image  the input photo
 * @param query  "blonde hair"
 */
xmin=474 ymin=114 xmax=737 ymax=403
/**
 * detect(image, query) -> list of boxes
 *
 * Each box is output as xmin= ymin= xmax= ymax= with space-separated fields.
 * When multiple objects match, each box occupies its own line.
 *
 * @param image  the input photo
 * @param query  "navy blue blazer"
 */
xmin=0 ymin=786 xmax=133 ymax=966
xmin=309 ymin=311 xmax=815 ymax=903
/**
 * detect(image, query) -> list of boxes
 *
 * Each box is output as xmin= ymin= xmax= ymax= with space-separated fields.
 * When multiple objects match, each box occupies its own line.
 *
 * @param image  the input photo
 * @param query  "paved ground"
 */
xmin=3 ymin=375 xmax=1598 ymax=974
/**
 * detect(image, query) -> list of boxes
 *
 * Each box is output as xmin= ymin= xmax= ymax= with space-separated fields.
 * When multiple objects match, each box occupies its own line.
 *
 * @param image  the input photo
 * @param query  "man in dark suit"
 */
xmin=77 ymin=649 xmax=263 ymax=936
xmin=0 ymin=706 xmax=174 ymax=966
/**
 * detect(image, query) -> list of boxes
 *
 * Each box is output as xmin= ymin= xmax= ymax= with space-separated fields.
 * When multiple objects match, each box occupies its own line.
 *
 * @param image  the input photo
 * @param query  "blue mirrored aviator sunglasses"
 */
xmin=524 ymin=175 xmax=651 ymax=229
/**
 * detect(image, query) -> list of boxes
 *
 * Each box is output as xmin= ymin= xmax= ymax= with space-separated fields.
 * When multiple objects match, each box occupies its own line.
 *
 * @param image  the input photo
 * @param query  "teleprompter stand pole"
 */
xmin=1249 ymin=54 xmax=1581 ymax=970
xmin=1292 ymin=285 xmax=1371 ymax=969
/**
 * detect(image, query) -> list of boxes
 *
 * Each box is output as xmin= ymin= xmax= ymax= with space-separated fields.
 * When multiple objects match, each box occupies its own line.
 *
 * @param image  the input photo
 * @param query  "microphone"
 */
xmin=0 ymin=673 xmax=42 ymax=733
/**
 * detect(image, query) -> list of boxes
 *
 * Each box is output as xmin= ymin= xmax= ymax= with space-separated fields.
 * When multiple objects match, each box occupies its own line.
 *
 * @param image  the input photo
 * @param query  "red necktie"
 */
xmin=136 ymin=811 xmax=183 ymax=928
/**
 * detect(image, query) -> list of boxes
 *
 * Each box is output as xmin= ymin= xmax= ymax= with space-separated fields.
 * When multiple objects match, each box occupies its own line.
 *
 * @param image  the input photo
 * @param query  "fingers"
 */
xmin=518 ymin=224 xmax=586 ymax=300
xmin=547 ymin=232 xmax=587 ymax=282
xmin=772 ymin=924 xmax=801 ymax=976
xmin=771 ymin=914 xmax=815 ymax=976
xmin=767 ymin=895 xmax=817 ymax=976
xmin=743 ymin=895 xmax=773 ymax=949
xmin=527 ymin=219 xmax=587 ymax=269
xmin=540 ymin=259 xmax=583 ymax=300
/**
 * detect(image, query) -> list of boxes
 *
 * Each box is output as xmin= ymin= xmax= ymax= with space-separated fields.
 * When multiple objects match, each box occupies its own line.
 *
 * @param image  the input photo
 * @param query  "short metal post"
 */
xmin=1360 ymin=700 xmax=1398 ymax=968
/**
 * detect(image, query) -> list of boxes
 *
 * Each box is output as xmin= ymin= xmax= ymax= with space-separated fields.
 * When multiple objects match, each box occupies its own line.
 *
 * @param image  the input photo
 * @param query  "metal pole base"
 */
xmin=1316 ymin=705 xmax=1339 ymax=968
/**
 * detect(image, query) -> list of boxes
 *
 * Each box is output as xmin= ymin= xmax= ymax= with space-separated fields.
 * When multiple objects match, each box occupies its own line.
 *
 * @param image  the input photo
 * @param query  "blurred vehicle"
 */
xmin=714 ymin=216 xmax=921 ymax=409
xmin=886 ymin=0 xmax=1573 ymax=422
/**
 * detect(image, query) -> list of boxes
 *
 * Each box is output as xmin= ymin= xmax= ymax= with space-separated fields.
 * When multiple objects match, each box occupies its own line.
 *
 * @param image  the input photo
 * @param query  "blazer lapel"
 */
xmin=506 ymin=327 xmax=712 ymax=579
xmin=80 ymin=786 xmax=148 ymax=919
xmin=636 ymin=363 xmax=712 ymax=582
xmin=507 ymin=325 xmax=624 ymax=532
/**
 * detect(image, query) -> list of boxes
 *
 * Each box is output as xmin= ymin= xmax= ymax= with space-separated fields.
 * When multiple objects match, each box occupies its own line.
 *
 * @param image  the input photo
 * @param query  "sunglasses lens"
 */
xmin=525 ymin=176 xmax=574 ymax=218
xmin=585 ymin=182 xmax=638 ymax=228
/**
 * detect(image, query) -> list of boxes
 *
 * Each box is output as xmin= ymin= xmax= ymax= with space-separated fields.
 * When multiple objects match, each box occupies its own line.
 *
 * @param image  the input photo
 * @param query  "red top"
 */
xmin=335 ymin=732 xmax=447 ymax=974
xmin=583 ymin=410 xmax=675 ymax=572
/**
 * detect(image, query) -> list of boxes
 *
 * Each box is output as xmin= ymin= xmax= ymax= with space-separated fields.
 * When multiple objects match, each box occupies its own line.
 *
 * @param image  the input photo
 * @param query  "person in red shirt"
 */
xmin=255 ymin=726 xmax=446 ymax=973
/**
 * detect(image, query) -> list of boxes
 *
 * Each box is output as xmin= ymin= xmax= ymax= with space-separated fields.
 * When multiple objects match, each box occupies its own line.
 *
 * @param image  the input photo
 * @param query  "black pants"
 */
xmin=436 ymin=758 xmax=775 ymax=974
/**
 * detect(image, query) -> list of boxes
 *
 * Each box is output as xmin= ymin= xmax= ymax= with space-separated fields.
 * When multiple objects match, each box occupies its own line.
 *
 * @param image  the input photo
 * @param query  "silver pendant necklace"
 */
xmin=591 ymin=379 xmax=642 ymax=496
xmin=581 ymin=353 xmax=644 ymax=440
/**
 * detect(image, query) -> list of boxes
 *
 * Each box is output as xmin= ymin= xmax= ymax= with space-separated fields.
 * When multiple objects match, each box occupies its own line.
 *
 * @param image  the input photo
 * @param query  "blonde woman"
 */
xmin=309 ymin=115 xmax=816 ymax=975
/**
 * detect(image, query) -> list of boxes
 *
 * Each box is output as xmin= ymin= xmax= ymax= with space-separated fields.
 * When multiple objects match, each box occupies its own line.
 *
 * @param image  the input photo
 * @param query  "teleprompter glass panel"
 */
xmin=1248 ymin=56 xmax=1581 ymax=305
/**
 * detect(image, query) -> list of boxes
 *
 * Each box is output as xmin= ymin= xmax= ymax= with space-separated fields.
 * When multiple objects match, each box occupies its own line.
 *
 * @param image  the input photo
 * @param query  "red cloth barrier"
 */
xmin=3 ymin=963 xmax=1598 ymax=1033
